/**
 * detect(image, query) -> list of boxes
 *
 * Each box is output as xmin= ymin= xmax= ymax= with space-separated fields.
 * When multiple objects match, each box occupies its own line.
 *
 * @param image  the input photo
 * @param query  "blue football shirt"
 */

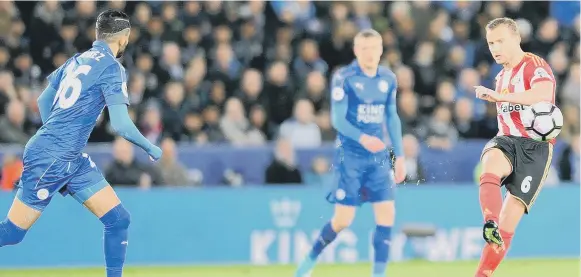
xmin=28 ymin=41 xmax=129 ymax=160
xmin=330 ymin=61 xmax=398 ymax=156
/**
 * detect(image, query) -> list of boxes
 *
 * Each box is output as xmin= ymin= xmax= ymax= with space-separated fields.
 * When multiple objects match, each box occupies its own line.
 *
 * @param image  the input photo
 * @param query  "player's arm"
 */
xmin=100 ymin=63 xmax=162 ymax=160
xmin=499 ymin=61 xmax=555 ymax=105
xmin=37 ymin=86 xmax=57 ymax=124
xmin=384 ymin=78 xmax=403 ymax=158
xmin=330 ymin=70 xmax=363 ymax=141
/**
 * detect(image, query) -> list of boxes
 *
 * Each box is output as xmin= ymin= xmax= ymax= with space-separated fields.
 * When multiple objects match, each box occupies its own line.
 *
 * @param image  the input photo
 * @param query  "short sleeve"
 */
xmin=99 ymin=63 xmax=129 ymax=106
xmin=46 ymin=62 xmax=66 ymax=90
xmin=524 ymin=56 xmax=555 ymax=88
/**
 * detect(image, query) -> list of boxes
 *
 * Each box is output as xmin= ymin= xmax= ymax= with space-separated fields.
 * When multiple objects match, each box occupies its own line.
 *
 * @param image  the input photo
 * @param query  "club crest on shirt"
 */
xmin=378 ymin=80 xmax=389 ymax=93
xmin=332 ymin=87 xmax=345 ymax=101
xmin=122 ymin=82 xmax=128 ymax=98
xmin=533 ymin=68 xmax=551 ymax=79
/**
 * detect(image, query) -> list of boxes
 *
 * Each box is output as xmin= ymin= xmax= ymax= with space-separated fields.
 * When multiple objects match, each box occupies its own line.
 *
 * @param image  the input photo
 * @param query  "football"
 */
xmin=521 ymin=102 xmax=563 ymax=141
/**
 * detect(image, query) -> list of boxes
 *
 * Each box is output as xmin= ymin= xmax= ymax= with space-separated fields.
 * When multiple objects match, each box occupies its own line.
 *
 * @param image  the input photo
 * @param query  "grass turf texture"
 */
xmin=1 ymin=259 xmax=578 ymax=277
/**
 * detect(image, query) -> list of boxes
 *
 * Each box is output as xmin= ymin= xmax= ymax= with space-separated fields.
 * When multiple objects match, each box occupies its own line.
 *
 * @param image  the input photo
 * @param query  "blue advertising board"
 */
xmin=0 ymin=185 xmax=578 ymax=268
xmin=0 ymin=141 xmax=569 ymax=184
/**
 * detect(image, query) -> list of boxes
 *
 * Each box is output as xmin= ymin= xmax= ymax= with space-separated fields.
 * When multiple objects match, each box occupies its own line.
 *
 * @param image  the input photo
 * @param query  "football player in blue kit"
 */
xmin=0 ymin=10 xmax=161 ymax=277
xmin=296 ymin=30 xmax=406 ymax=277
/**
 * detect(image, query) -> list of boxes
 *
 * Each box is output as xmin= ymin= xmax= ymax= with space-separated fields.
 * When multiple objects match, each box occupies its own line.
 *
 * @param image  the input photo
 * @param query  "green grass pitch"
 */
xmin=1 ymin=259 xmax=578 ymax=277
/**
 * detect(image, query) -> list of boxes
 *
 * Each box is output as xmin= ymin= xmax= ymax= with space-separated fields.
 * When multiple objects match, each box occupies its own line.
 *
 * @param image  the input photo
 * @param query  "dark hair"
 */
xmin=96 ymin=9 xmax=131 ymax=41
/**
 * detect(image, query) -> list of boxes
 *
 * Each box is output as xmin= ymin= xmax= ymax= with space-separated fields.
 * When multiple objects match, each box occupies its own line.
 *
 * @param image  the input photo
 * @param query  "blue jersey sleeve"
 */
xmin=385 ymin=76 xmax=403 ymax=157
xmin=38 ymin=62 xmax=70 ymax=123
xmin=99 ymin=63 xmax=129 ymax=106
xmin=37 ymin=86 xmax=57 ymax=124
xmin=108 ymin=104 xmax=157 ymax=156
xmin=330 ymin=69 xmax=362 ymax=142
xmin=45 ymin=59 xmax=69 ymax=90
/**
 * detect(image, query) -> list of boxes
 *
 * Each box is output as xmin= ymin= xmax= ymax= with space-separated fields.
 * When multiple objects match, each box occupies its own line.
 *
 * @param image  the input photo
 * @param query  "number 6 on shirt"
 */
xmin=54 ymin=64 xmax=92 ymax=109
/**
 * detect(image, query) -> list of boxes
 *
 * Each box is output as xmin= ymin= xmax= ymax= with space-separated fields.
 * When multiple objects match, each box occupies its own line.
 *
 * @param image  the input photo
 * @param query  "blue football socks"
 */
xmin=296 ymin=222 xmax=338 ymax=277
xmin=100 ymin=204 xmax=131 ymax=277
xmin=372 ymin=225 xmax=392 ymax=277
xmin=0 ymin=218 xmax=27 ymax=247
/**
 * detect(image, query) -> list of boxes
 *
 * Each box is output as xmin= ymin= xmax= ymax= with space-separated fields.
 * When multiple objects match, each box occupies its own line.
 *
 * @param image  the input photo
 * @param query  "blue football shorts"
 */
xmin=326 ymin=150 xmax=395 ymax=206
xmin=16 ymin=147 xmax=108 ymax=211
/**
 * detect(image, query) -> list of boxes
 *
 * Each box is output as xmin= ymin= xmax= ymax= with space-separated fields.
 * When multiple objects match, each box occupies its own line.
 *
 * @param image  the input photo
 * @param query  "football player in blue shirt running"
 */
xmin=0 ymin=10 xmax=161 ymax=277
xmin=296 ymin=29 xmax=406 ymax=277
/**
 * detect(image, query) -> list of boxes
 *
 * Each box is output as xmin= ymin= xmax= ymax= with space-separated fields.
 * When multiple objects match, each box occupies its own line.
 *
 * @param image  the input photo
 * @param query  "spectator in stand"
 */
xmin=208 ymin=43 xmax=242 ymax=93
xmin=265 ymin=138 xmax=302 ymax=185
xmin=158 ymin=42 xmax=185 ymax=82
xmin=0 ymin=1 xmax=577 ymax=187
xmin=0 ymin=154 xmax=22 ymax=191
xmin=279 ymin=99 xmax=322 ymax=148
xmin=88 ymin=113 xmax=115 ymax=143
xmin=561 ymin=62 xmax=580 ymax=106
xmin=127 ymin=72 xmax=146 ymax=107
xmin=134 ymin=53 xmax=161 ymax=98
xmin=202 ymin=105 xmax=225 ymax=142
xmin=304 ymin=156 xmax=332 ymax=186
xmin=559 ymin=133 xmax=580 ymax=182
xmin=156 ymin=138 xmax=192 ymax=186
xmin=435 ymin=79 xmax=457 ymax=108
xmin=402 ymin=134 xmax=425 ymax=184
xmin=316 ymin=110 xmax=336 ymax=142
xmin=181 ymin=111 xmax=207 ymax=144
xmin=264 ymin=61 xmax=295 ymax=125
xmin=249 ymin=105 xmax=274 ymax=140
xmin=292 ymin=39 xmax=329 ymax=83
xmin=561 ymin=105 xmax=581 ymax=142
xmin=0 ymin=71 xmax=17 ymax=115
xmin=425 ymin=105 xmax=458 ymax=150
xmin=140 ymin=102 xmax=164 ymax=144
xmin=0 ymin=101 xmax=30 ymax=145
xmin=454 ymin=98 xmax=480 ymax=139
xmin=220 ymin=98 xmax=265 ymax=146
xmin=300 ymin=71 xmax=328 ymax=113
xmin=398 ymin=92 xmax=426 ymax=139
xmin=161 ymin=82 xmax=190 ymax=141
xmin=105 ymin=137 xmax=163 ymax=189
xmin=236 ymin=69 xmax=266 ymax=117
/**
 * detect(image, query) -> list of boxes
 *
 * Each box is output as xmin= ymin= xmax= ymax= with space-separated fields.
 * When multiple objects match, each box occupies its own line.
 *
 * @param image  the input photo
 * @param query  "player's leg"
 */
xmin=367 ymin=163 xmax=396 ymax=277
xmin=0 ymin=152 xmax=66 ymax=247
xmin=295 ymin=203 xmax=357 ymax=277
xmin=0 ymin=197 xmax=41 ymax=246
xmin=371 ymin=200 xmax=395 ymax=277
xmin=83 ymin=185 xmax=130 ymax=277
xmin=479 ymin=138 xmax=514 ymax=245
xmin=295 ymin=157 xmax=361 ymax=277
xmin=475 ymin=141 xmax=552 ymax=277
xmin=67 ymin=154 xmax=130 ymax=277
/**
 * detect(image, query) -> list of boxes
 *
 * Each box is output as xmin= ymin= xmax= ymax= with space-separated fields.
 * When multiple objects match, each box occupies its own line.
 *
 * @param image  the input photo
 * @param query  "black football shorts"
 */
xmin=481 ymin=135 xmax=554 ymax=214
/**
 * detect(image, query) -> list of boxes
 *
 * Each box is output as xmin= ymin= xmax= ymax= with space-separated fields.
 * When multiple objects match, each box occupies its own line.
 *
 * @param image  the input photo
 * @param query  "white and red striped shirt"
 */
xmin=494 ymin=52 xmax=556 ymax=142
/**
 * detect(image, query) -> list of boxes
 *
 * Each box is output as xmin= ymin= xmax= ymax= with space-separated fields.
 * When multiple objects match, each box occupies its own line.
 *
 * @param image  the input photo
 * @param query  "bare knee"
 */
xmin=7 ymin=197 xmax=42 ymax=230
xmin=481 ymin=149 xmax=512 ymax=178
xmin=373 ymin=201 xmax=396 ymax=226
xmin=499 ymin=194 xmax=525 ymax=233
xmin=331 ymin=205 xmax=356 ymax=231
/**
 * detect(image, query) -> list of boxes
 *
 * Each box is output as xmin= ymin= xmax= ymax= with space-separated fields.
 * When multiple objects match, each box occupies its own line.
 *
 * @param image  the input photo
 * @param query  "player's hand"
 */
xmin=359 ymin=134 xmax=386 ymax=153
xmin=393 ymin=156 xmax=406 ymax=184
xmin=474 ymin=86 xmax=504 ymax=102
xmin=148 ymin=145 xmax=162 ymax=162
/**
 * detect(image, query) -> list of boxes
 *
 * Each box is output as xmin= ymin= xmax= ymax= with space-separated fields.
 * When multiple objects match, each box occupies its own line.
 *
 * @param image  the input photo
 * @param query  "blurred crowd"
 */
xmin=0 ymin=1 xmax=579 ymax=187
